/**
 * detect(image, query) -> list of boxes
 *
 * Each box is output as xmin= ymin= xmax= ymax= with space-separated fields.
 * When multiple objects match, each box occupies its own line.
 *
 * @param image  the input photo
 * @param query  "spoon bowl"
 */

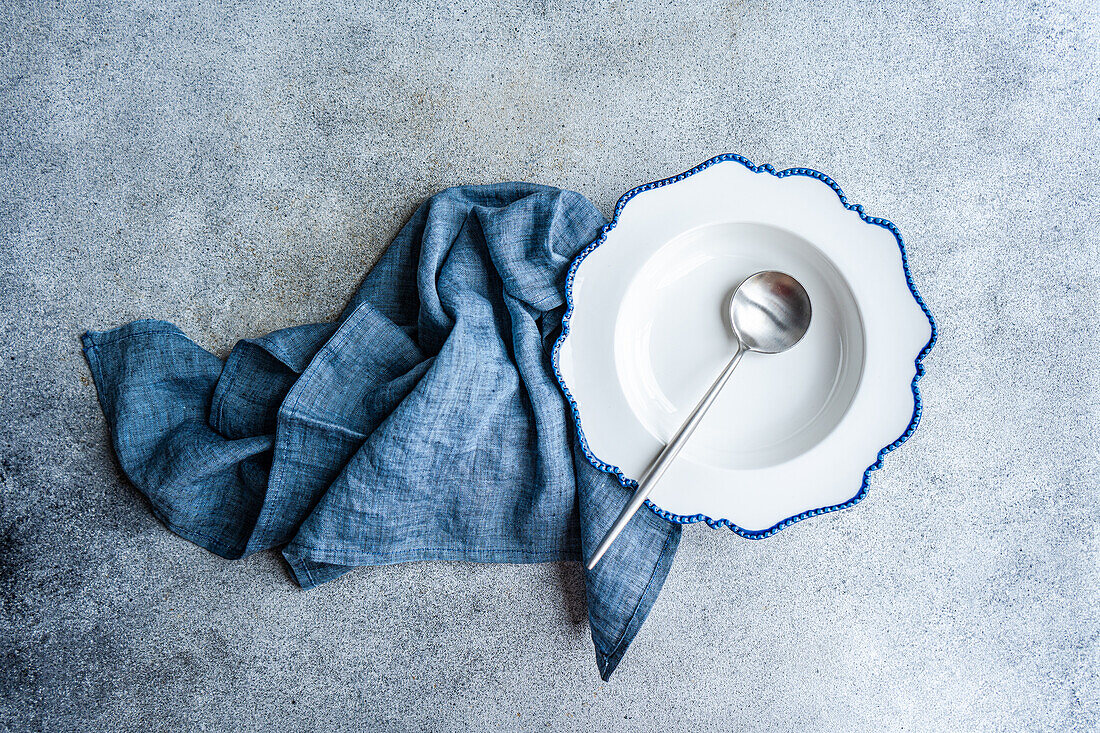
xmin=730 ymin=271 xmax=813 ymax=354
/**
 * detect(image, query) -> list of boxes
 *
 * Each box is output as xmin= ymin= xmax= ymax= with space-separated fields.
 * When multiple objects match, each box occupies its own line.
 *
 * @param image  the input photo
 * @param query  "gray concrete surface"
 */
xmin=2 ymin=1 xmax=1098 ymax=730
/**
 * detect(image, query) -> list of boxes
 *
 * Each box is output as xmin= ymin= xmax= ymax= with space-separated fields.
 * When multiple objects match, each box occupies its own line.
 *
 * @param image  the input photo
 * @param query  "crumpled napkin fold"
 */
xmin=82 ymin=182 xmax=680 ymax=679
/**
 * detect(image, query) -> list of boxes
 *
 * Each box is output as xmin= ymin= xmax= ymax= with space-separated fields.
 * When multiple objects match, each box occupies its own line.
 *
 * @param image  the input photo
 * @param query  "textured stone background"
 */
xmin=2 ymin=1 xmax=1098 ymax=730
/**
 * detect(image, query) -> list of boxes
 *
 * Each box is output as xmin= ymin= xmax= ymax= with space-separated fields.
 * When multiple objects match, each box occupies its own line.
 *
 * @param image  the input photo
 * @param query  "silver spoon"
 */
xmin=585 ymin=271 xmax=812 ymax=570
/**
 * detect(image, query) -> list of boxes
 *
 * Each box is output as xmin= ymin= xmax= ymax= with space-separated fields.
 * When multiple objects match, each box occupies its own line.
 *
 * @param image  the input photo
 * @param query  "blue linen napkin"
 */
xmin=82 ymin=183 xmax=680 ymax=680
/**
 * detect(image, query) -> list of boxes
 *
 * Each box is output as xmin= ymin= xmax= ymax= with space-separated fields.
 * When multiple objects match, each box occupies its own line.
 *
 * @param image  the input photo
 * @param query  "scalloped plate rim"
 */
xmin=550 ymin=153 xmax=938 ymax=539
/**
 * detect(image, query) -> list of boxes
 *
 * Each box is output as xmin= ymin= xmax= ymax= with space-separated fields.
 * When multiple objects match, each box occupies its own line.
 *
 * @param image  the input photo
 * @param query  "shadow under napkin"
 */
xmin=81 ymin=183 xmax=680 ymax=681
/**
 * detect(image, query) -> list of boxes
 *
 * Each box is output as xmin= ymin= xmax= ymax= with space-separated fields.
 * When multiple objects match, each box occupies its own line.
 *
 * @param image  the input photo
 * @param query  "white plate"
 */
xmin=553 ymin=155 xmax=936 ymax=536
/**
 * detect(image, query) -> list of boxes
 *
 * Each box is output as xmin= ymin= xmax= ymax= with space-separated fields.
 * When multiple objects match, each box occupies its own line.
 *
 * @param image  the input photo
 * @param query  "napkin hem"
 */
xmin=287 ymin=544 xmax=580 ymax=565
xmin=593 ymin=526 xmax=678 ymax=681
xmin=284 ymin=547 xmax=581 ymax=590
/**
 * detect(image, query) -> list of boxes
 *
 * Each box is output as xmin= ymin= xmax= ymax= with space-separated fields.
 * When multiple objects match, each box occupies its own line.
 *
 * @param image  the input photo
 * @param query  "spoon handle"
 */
xmin=585 ymin=346 xmax=747 ymax=570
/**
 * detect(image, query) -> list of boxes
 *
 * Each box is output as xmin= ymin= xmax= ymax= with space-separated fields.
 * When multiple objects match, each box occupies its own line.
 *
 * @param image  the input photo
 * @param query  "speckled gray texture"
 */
xmin=1 ymin=1 xmax=1097 ymax=730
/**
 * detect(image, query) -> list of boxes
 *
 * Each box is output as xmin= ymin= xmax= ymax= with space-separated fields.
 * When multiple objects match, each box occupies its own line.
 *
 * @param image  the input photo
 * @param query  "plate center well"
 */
xmin=614 ymin=222 xmax=865 ymax=470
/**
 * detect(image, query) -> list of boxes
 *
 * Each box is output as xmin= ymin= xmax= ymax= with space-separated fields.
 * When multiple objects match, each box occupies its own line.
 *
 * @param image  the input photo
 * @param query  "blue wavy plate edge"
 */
xmin=550 ymin=153 xmax=939 ymax=539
